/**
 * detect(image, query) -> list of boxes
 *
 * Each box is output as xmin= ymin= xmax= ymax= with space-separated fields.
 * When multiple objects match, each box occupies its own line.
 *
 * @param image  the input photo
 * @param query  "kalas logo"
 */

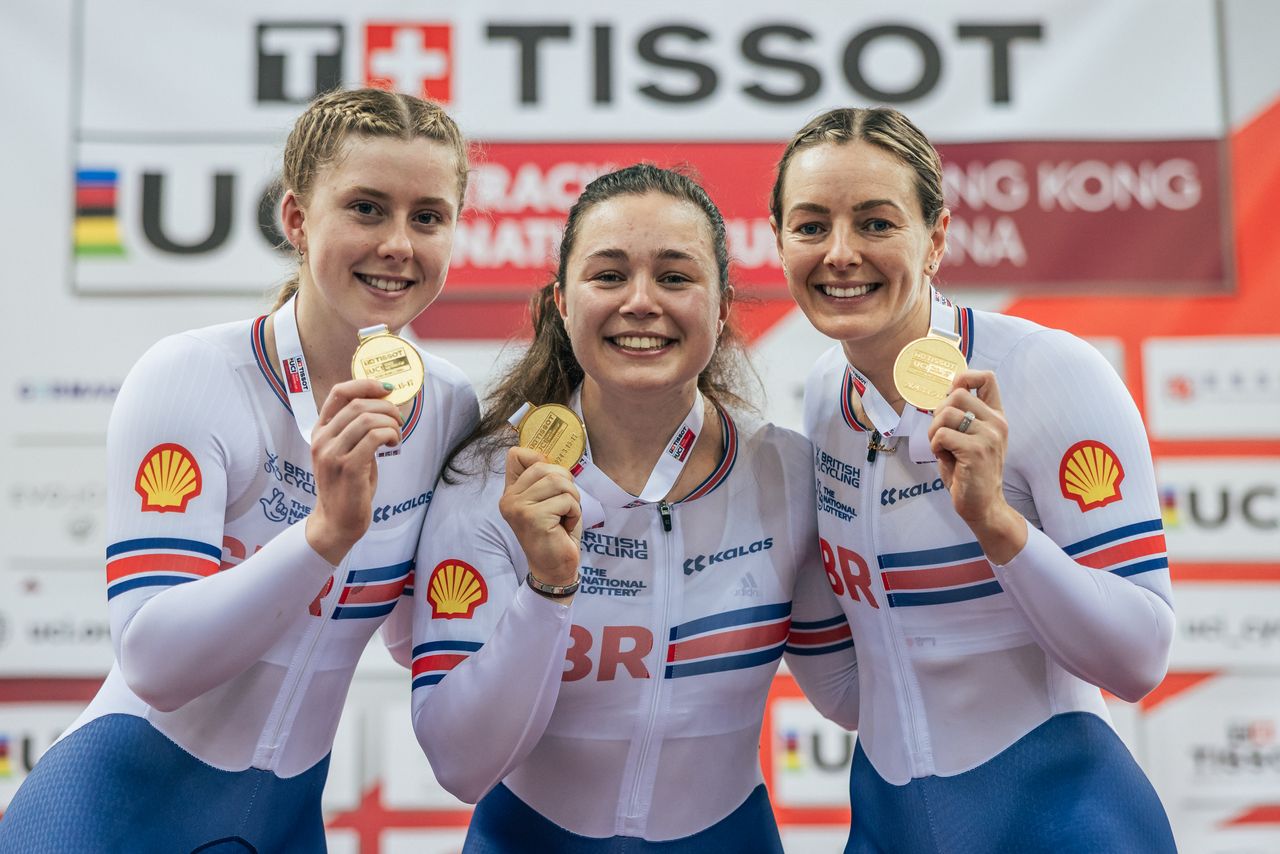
xmin=683 ymin=537 xmax=773 ymax=575
xmin=881 ymin=477 xmax=945 ymax=507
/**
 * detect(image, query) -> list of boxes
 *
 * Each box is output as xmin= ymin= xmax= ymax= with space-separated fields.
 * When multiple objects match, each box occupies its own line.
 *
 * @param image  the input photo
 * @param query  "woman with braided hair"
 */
xmin=0 ymin=88 xmax=478 ymax=852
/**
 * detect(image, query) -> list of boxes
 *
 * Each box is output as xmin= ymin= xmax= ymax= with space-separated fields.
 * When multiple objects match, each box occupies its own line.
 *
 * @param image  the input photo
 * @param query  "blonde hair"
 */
xmin=272 ymin=87 xmax=469 ymax=309
xmin=770 ymin=107 xmax=944 ymax=227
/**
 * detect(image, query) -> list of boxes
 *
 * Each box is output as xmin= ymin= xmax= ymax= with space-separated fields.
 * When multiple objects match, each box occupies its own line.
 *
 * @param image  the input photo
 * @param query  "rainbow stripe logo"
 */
xmin=75 ymin=168 xmax=125 ymax=257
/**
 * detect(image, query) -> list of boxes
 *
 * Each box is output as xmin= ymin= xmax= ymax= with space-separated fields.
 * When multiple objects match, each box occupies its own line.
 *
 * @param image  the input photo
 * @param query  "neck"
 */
xmin=841 ymin=288 xmax=933 ymax=415
xmin=580 ymin=380 xmax=717 ymax=498
xmin=265 ymin=285 xmax=361 ymax=405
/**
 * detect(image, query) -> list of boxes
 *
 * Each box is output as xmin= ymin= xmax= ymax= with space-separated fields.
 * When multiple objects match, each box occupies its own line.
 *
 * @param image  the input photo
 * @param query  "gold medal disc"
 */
xmin=351 ymin=327 xmax=425 ymax=407
xmin=892 ymin=336 xmax=968 ymax=411
xmin=517 ymin=404 xmax=587 ymax=469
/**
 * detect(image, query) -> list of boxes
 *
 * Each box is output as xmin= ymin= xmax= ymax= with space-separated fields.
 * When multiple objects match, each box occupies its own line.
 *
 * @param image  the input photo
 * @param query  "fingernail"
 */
xmin=382 ymin=382 xmax=394 ymax=391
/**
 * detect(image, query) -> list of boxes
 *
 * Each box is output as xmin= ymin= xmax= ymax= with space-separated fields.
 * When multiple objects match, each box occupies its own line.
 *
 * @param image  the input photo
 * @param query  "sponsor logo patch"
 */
xmin=427 ymin=558 xmax=488 ymax=619
xmin=135 ymin=443 xmax=202 ymax=513
xmin=667 ymin=426 xmax=695 ymax=461
xmin=1059 ymin=440 xmax=1124 ymax=512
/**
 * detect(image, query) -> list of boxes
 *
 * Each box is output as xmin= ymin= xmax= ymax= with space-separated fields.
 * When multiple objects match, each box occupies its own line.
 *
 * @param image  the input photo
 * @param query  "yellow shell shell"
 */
xmin=138 ymin=445 xmax=200 ymax=509
xmin=429 ymin=560 xmax=486 ymax=617
xmin=1062 ymin=443 xmax=1121 ymax=508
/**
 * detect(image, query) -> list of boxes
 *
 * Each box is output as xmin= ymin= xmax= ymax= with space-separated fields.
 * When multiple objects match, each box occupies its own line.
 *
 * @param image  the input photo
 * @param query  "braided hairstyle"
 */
xmin=271 ymin=87 xmax=469 ymax=309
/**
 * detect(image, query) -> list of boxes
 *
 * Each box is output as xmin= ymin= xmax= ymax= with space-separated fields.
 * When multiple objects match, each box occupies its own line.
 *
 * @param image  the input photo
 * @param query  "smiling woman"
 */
xmin=0 ymin=88 xmax=479 ymax=853
xmin=409 ymin=164 xmax=860 ymax=852
xmin=771 ymin=107 xmax=1177 ymax=854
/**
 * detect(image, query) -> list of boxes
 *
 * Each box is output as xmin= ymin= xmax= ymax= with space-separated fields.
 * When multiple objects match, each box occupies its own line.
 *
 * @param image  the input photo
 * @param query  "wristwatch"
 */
xmin=526 ymin=571 xmax=580 ymax=598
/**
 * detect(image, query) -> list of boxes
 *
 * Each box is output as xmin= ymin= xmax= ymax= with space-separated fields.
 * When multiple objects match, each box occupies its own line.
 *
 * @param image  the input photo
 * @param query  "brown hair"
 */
xmin=445 ymin=163 xmax=755 ymax=479
xmin=770 ymin=107 xmax=944 ymax=227
xmin=271 ymin=87 xmax=469 ymax=309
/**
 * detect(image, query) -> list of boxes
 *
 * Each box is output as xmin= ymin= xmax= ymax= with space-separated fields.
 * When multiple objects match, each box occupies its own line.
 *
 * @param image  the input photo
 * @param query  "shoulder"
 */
xmin=969 ymin=308 xmax=1109 ymax=377
xmin=117 ymin=322 xmax=255 ymax=411
xmin=734 ymin=413 xmax=812 ymax=470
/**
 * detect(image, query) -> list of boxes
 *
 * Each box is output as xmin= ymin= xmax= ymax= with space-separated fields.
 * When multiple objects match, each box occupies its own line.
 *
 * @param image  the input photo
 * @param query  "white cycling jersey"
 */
xmin=411 ymin=409 xmax=859 ymax=842
xmin=72 ymin=315 xmax=477 ymax=777
xmin=802 ymin=296 xmax=1174 ymax=786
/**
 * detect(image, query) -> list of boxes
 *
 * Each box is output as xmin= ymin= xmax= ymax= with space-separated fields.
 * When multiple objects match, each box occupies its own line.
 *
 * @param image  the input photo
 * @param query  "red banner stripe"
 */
xmin=667 ymin=620 xmax=790 ymax=663
xmin=787 ymin=624 xmax=853 ymax=646
xmin=340 ymin=579 xmax=409 ymax=604
xmin=411 ymin=653 xmax=469 ymax=678
xmin=1075 ymin=534 xmax=1167 ymax=570
xmin=106 ymin=553 xmax=220 ymax=583
xmin=882 ymin=558 xmax=993 ymax=592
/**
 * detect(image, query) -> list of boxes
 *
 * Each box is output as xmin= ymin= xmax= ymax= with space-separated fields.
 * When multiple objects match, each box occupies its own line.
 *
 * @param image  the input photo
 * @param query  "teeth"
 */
xmin=361 ymin=275 xmax=410 ymax=292
xmin=613 ymin=336 xmax=668 ymax=350
xmin=820 ymin=283 xmax=874 ymax=298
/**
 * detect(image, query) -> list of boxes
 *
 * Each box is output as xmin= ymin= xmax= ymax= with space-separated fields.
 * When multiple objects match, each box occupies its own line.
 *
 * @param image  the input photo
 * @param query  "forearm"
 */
xmin=412 ymin=583 xmax=573 ymax=803
xmin=991 ymin=522 xmax=1174 ymax=701
xmin=118 ymin=523 xmax=335 ymax=711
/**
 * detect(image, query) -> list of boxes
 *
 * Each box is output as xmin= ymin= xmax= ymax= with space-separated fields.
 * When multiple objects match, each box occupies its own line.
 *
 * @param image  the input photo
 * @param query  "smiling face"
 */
xmin=282 ymin=134 xmax=460 ymax=337
xmin=773 ymin=140 xmax=948 ymax=366
xmin=554 ymin=191 xmax=729 ymax=402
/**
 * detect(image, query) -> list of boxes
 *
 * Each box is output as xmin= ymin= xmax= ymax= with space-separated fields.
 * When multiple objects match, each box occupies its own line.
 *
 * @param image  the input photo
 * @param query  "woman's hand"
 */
xmin=499 ymin=446 xmax=583 ymax=587
xmin=928 ymin=369 xmax=1027 ymax=564
xmin=305 ymin=379 xmax=403 ymax=565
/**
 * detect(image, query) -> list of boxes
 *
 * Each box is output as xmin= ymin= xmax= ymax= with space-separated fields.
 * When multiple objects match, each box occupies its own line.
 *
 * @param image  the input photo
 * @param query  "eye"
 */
xmin=415 ymin=210 xmax=443 ymax=226
xmin=795 ymin=221 xmax=825 ymax=237
xmin=658 ymin=272 xmax=694 ymax=286
xmin=592 ymin=270 xmax=625 ymax=284
xmin=351 ymin=201 xmax=379 ymax=216
xmin=863 ymin=218 xmax=895 ymax=234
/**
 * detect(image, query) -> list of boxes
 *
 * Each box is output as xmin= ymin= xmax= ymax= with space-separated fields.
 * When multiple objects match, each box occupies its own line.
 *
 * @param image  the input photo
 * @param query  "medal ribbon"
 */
xmin=570 ymin=386 xmax=705 ymax=510
xmin=907 ymin=295 xmax=965 ymax=463
xmin=272 ymin=294 xmax=321 ymax=445
xmin=843 ymin=289 xmax=961 ymax=461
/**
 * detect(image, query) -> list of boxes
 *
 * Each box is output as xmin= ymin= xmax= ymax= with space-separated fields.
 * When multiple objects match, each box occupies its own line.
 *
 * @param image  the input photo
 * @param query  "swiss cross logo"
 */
xmin=364 ymin=23 xmax=452 ymax=103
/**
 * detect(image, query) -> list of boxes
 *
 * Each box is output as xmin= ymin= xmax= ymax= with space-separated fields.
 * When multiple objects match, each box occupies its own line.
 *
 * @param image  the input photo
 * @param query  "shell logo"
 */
xmin=1059 ymin=440 xmax=1124 ymax=512
xmin=427 ymin=558 xmax=488 ymax=620
xmin=135 ymin=443 xmax=202 ymax=513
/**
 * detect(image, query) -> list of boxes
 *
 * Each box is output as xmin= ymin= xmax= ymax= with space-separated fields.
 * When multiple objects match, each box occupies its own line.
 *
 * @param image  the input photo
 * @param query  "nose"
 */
xmin=379 ymin=221 xmax=413 ymax=264
xmin=619 ymin=275 xmax=661 ymax=318
xmin=824 ymin=225 xmax=860 ymax=272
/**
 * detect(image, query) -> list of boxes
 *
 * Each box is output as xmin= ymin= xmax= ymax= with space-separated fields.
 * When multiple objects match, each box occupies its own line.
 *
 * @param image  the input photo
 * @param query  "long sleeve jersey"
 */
xmin=802 ymin=301 xmax=1174 ymax=786
xmin=72 ymin=316 xmax=477 ymax=778
xmin=410 ymin=410 xmax=859 ymax=842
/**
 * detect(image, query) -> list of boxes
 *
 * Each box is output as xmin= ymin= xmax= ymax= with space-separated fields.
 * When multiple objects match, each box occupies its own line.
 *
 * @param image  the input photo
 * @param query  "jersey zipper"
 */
xmin=625 ymin=501 xmax=675 ymax=823
xmin=867 ymin=445 xmax=932 ymax=777
xmin=258 ymin=553 xmax=349 ymax=765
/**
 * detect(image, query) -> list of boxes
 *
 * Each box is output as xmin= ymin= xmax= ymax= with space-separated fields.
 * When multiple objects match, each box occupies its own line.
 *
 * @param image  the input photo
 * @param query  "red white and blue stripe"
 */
xmin=785 ymin=614 xmax=854 ymax=656
xmin=840 ymin=368 xmax=871 ymax=433
xmin=412 ymin=639 xmax=482 ymax=690
xmin=331 ymin=559 xmax=413 ymax=620
xmin=665 ymin=602 xmax=791 ymax=678
xmin=878 ymin=541 xmax=1000 ymax=608
xmin=251 ymin=316 xmax=290 ymax=410
xmin=250 ymin=316 xmax=425 ymax=443
xmin=1064 ymin=519 xmax=1168 ymax=579
xmin=106 ymin=537 xmax=222 ymax=599
xmin=679 ymin=408 xmax=738 ymax=503
xmin=954 ymin=305 xmax=975 ymax=361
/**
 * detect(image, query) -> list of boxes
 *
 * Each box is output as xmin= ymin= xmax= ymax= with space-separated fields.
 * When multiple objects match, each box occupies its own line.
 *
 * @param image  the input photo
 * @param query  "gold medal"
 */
xmin=351 ymin=325 xmax=425 ymax=407
xmin=892 ymin=335 xmax=968 ymax=411
xmin=513 ymin=403 xmax=587 ymax=469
